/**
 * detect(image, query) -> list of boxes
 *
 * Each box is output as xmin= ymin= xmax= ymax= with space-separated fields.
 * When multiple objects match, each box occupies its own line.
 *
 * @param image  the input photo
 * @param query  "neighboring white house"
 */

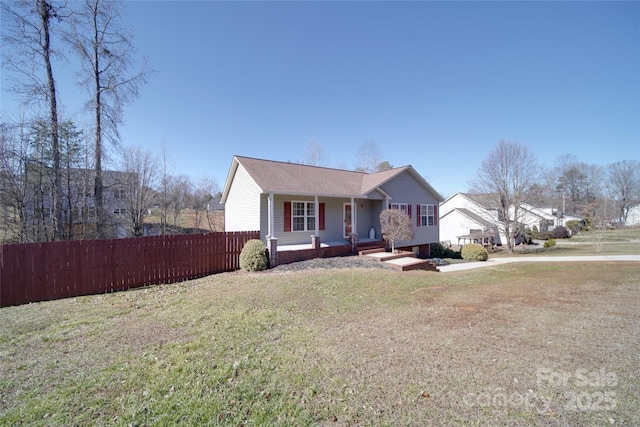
xmin=439 ymin=193 xmax=582 ymax=247
xmin=221 ymin=155 xmax=444 ymax=256
xmin=439 ymin=192 xmax=505 ymax=246
xmin=538 ymin=207 xmax=583 ymax=228
xmin=623 ymin=205 xmax=640 ymax=226
xmin=513 ymin=203 xmax=557 ymax=232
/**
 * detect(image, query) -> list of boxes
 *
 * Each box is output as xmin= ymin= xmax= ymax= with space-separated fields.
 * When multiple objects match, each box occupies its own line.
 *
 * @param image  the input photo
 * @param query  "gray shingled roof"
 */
xmin=454 ymin=208 xmax=496 ymax=230
xmin=223 ymin=156 xmax=442 ymax=200
xmin=235 ymin=156 xmax=366 ymax=196
xmin=461 ymin=192 xmax=501 ymax=209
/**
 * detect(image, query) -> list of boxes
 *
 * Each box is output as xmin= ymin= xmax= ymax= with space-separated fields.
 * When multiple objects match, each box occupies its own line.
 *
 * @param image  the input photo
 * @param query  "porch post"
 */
xmin=350 ymin=196 xmax=358 ymax=252
xmin=351 ymin=197 xmax=357 ymax=234
xmin=314 ymin=195 xmax=319 ymax=236
xmin=267 ymin=192 xmax=275 ymax=238
xmin=267 ymin=237 xmax=278 ymax=267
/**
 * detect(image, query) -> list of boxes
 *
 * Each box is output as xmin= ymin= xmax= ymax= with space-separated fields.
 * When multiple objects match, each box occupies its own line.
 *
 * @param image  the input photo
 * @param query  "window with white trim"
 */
xmin=292 ymin=201 xmax=316 ymax=232
xmin=390 ymin=203 xmax=408 ymax=215
xmin=420 ymin=204 xmax=435 ymax=226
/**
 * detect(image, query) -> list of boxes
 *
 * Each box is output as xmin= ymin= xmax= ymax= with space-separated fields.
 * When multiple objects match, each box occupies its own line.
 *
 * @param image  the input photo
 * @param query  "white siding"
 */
xmin=224 ymin=164 xmax=262 ymax=232
xmin=439 ymin=210 xmax=483 ymax=245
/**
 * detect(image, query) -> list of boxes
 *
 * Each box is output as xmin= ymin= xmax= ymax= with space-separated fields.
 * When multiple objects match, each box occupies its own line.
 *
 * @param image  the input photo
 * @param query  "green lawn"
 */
xmin=490 ymin=228 xmax=640 ymax=258
xmin=1 ymin=259 xmax=639 ymax=425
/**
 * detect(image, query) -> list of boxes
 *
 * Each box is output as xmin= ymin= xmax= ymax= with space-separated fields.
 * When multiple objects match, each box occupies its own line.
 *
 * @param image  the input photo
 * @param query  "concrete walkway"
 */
xmin=437 ymin=255 xmax=640 ymax=272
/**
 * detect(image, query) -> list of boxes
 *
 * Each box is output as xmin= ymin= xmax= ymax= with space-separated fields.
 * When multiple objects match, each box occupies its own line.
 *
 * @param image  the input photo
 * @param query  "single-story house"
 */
xmin=221 ymin=156 xmax=443 ymax=263
xmin=537 ymin=207 xmax=583 ymax=228
xmin=513 ymin=203 xmax=557 ymax=232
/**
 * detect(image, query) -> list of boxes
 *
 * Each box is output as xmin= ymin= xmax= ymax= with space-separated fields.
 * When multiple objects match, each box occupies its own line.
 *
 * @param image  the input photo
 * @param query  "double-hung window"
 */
xmin=390 ymin=203 xmax=409 ymax=215
xmin=420 ymin=204 xmax=435 ymax=226
xmin=292 ymin=201 xmax=315 ymax=232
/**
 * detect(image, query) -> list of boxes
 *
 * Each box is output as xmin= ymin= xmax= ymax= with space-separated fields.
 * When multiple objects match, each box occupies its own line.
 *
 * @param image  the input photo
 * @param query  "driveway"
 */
xmin=437 ymin=255 xmax=640 ymax=272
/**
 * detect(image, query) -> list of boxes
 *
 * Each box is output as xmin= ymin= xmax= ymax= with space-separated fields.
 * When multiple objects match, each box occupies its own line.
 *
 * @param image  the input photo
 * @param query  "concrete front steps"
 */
xmin=359 ymin=248 xmax=439 ymax=272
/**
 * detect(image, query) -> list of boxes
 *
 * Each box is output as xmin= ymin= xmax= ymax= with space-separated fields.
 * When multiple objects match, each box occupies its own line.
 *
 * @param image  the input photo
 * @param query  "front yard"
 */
xmin=1 ymin=258 xmax=638 ymax=425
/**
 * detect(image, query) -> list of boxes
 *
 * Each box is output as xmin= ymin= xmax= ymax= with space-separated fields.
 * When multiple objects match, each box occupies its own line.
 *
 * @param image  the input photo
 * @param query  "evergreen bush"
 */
xmin=553 ymin=226 xmax=571 ymax=239
xmin=430 ymin=242 xmax=462 ymax=259
xmin=239 ymin=239 xmax=269 ymax=272
xmin=461 ymin=244 xmax=489 ymax=261
xmin=544 ymin=238 xmax=556 ymax=248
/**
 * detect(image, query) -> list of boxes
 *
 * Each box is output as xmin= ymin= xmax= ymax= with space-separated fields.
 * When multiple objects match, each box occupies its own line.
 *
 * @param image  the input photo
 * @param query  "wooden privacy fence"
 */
xmin=0 ymin=231 xmax=260 ymax=308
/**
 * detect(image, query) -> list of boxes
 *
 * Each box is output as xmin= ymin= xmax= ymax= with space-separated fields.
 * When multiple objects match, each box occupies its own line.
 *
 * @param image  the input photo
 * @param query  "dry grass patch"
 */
xmin=1 ymin=263 xmax=639 ymax=426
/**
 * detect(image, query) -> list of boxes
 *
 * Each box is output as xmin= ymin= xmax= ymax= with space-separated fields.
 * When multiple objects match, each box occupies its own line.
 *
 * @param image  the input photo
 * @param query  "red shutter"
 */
xmin=434 ymin=204 xmax=438 ymax=226
xmin=284 ymin=201 xmax=291 ymax=232
xmin=319 ymin=203 xmax=325 ymax=230
xmin=408 ymin=204 xmax=412 ymax=219
xmin=416 ymin=204 xmax=421 ymax=227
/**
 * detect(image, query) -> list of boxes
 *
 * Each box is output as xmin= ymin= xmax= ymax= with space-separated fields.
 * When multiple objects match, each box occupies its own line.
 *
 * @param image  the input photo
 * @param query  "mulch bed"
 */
xmin=268 ymin=255 xmax=396 ymax=272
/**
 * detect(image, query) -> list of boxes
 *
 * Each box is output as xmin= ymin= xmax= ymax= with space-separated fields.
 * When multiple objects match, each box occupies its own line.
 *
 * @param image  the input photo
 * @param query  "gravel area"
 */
xmin=268 ymin=255 xmax=396 ymax=272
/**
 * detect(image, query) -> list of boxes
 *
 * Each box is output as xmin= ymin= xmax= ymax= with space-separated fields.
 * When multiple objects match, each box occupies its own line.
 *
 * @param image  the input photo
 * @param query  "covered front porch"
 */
xmin=273 ymin=237 xmax=386 ymax=267
xmin=277 ymin=237 xmax=383 ymax=252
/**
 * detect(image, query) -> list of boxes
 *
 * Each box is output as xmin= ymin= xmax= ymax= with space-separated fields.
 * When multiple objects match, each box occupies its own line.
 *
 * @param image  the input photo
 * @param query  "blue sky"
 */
xmin=2 ymin=1 xmax=639 ymax=197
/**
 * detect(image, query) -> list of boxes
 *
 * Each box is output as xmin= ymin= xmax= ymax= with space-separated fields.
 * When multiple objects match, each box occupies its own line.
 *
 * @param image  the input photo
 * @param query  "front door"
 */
xmin=343 ymin=203 xmax=352 ymax=238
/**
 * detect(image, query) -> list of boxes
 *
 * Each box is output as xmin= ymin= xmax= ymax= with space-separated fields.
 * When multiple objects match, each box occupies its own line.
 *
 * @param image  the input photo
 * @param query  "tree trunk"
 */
xmin=38 ymin=0 xmax=63 ymax=240
xmin=92 ymin=7 xmax=106 ymax=239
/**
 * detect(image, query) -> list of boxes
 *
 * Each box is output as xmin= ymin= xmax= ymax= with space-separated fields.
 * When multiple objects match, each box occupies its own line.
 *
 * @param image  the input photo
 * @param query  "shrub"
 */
xmin=430 ymin=242 xmax=462 ymax=259
xmin=553 ymin=226 xmax=571 ymax=239
xmin=531 ymin=225 xmax=539 ymax=238
xmin=565 ymin=220 xmax=582 ymax=234
xmin=537 ymin=231 xmax=554 ymax=240
xmin=239 ymin=239 xmax=269 ymax=272
xmin=544 ymin=238 xmax=556 ymax=248
xmin=524 ymin=227 xmax=534 ymax=245
xmin=461 ymin=244 xmax=489 ymax=261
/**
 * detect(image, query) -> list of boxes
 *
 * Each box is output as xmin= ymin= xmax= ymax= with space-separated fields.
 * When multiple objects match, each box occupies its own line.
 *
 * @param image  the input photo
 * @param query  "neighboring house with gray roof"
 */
xmin=439 ymin=192 xmax=505 ymax=246
xmin=221 ymin=155 xmax=444 ymax=256
xmin=440 ymin=193 xmax=581 ymax=247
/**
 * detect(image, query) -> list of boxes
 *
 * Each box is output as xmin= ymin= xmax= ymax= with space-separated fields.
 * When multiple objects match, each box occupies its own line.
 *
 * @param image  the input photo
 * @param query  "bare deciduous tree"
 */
xmin=167 ymin=175 xmax=191 ymax=229
xmin=120 ymin=146 xmax=157 ymax=237
xmin=301 ymin=140 xmax=328 ymax=167
xmin=380 ymin=208 xmax=414 ymax=253
xmin=192 ymin=175 xmax=219 ymax=231
xmin=607 ymin=160 xmax=640 ymax=225
xmin=158 ymin=141 xmax=173 ymax=235
xmin=2 ymin=0 xmax=67 ymax=240
xmin=355 ymin=141 xmax=383 ymax=173
xmin=66 ymin=0 xmax=151 ymax=238
xmin=470 ymin=140 xmax=539 ymax=253
xmin=0 ymin=117 xmax=31 ymax=242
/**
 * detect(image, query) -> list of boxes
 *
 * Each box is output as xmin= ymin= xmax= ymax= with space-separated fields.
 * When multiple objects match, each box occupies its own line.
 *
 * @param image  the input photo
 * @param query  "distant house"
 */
xmin=537 ymin=207 xmax=583 ymax=228
xmin=221 ymin=156 xmax=443 ymax=260
xmin=440 ymin=192 xmax=585 ymax=247
xmin=623 ymin=205 xmax=640 ymax=227
xmin=439 ymin=192 xmax=504 ymax=246
xmin=23 ymin=168 xmax=136 ymax=240
xmin=514 ymin=203 xmax=557 ymax=232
